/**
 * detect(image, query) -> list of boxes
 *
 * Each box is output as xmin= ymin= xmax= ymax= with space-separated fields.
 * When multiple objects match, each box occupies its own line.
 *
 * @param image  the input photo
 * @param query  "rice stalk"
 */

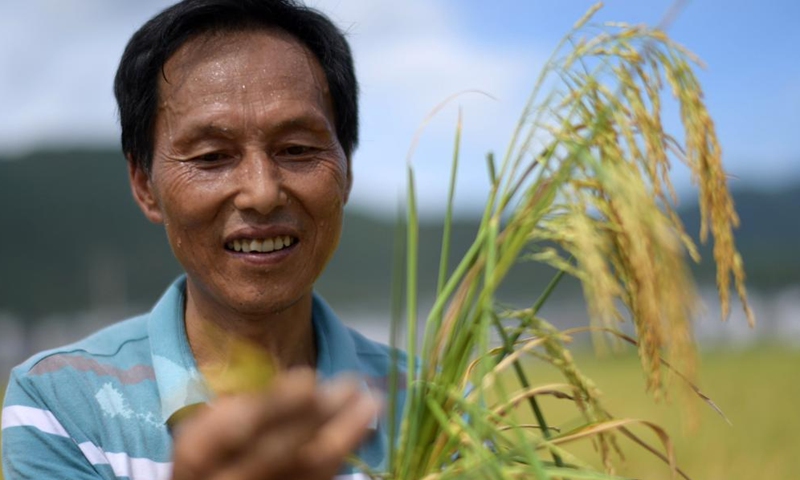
xmin=378 ymin=3 xmax=753 ymax=479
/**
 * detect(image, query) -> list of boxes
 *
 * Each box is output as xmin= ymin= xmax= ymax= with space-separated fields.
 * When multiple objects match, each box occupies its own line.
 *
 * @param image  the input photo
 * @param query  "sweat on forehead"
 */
xmin=152 ymin=28 xmax=338 ymax=154
xmin=159 ymin=29 xmax=329 ymax=95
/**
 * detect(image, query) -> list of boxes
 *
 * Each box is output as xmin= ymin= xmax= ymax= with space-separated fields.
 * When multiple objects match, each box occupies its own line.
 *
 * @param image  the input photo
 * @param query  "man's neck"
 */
xmin=183 ymin=280 xmax=317 ymax=376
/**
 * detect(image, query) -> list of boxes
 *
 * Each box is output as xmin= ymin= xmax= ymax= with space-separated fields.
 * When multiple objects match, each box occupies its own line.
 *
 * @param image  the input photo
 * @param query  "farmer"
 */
xmin=1 ymin=0 xmax=407 ymax=478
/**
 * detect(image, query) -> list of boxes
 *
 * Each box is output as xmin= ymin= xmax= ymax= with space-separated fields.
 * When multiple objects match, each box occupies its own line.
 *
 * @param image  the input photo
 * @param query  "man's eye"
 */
xmin=282 ymin=145 xmax=316 ymax=156
xmin=193 ymin=152 xmax=229 ymax=162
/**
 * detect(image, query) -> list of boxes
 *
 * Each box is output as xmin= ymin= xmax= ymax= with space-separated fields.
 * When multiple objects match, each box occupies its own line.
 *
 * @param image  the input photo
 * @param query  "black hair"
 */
xmin=114 ymin=0 xmax=358 ymax=172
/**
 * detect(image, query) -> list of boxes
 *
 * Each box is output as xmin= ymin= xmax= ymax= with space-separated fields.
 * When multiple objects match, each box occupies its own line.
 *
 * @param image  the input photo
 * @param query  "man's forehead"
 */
xmin=159 ymin=28 xmax=327 ymax=96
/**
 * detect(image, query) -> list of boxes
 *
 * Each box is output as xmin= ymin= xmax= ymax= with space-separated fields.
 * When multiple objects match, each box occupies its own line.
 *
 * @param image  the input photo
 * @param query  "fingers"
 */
xmin=172 ymin=369 xmax=318 ymax=478
xmin=170 ymin=369 xmax=381 ymax=480
xmin=300 ymin=382 xmax=382 ymax=474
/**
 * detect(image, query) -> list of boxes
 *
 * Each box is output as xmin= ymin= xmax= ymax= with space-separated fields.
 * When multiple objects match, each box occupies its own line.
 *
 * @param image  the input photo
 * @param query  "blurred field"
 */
xmin=1 ymin=345 xmax=798 ymax=479
xmin=506 ymin=344 xmax=800 ymax=480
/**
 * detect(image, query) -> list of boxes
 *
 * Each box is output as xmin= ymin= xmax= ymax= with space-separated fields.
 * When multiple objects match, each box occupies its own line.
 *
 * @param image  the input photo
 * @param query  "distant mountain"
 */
xmin=1 ymin=148 xmax=798 ymax=319
xmin=679 ymin=185 xmax=800 ymax=289
xmin=0 ymin=149 xmax=180 ymax=317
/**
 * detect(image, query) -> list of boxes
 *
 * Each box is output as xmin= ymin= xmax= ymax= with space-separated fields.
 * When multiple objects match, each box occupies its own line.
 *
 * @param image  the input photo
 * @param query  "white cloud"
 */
xmin=0 ymin=1 xmax=172 ymax=152
xmin=0 ymin=0 xmax=545 ymax=215
xmin=312 ymin=0 xmax=544 ymax=215
xmin=316 ymin=0 xmax=536 ymax=127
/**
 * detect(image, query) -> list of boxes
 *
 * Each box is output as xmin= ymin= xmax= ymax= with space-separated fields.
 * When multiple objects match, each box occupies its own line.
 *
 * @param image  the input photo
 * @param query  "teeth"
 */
xmin=227 ymin=236 xmax=296 ymax=253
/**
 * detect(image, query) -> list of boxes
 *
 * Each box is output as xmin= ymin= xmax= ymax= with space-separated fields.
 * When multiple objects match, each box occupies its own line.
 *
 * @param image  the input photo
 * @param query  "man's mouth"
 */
xmin=225 ymin=236 xmax=296 ymax=253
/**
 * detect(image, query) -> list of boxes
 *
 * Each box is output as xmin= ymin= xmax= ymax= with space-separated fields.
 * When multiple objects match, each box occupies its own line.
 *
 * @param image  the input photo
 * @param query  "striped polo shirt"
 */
xmin=2 ymin=277 xmax=407 ymax=479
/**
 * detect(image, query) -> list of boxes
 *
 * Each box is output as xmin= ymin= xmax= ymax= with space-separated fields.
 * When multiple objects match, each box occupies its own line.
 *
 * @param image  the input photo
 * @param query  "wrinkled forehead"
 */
xmin=157 ymin=28 xmax=333 ymax=111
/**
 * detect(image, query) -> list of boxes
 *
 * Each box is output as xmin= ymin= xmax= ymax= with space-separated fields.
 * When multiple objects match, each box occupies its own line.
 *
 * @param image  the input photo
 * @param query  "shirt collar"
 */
xmin=311 ymin=293 xmax=363 ymax=380
xmin=147 ymin=276 xmax=210 ymax=426
xmin=147 ymin=276 xmax=370 ymax=427
xmin=312 ymin=295 xmax=377 ymax=429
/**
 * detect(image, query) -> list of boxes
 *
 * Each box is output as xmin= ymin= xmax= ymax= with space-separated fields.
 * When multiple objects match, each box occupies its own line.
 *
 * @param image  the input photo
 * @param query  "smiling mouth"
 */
xmin=225 ymin=236 xmax=296 ymax=253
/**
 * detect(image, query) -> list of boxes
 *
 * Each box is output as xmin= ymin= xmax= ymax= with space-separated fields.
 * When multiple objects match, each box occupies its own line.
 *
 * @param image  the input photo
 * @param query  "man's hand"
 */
xmin=171 ymin=369 xmax=380 ymax=480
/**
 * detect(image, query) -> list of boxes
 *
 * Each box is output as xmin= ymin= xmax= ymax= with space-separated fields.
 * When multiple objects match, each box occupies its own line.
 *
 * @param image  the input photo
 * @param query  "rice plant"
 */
xmin=365 ymin=4 xmax=754 ymax=479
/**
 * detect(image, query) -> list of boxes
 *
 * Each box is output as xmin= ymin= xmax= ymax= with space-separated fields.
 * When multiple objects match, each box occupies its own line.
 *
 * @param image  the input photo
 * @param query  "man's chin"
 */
xmin=186 ymin=276 xmax=311 ymax=319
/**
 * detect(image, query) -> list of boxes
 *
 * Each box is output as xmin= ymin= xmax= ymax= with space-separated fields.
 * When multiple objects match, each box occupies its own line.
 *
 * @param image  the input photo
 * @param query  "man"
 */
xmin=2 ymin=1 xmax=407 ymax=478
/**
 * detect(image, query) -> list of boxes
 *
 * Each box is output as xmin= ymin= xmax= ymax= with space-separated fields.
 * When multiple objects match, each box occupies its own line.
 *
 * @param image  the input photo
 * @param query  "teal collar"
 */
xmin=147 ymin=276 xmax=368 ymax=426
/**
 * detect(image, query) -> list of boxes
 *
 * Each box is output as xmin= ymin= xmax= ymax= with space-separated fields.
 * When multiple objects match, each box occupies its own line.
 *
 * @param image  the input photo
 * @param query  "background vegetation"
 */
xmin=1 ymin=148 xmax=798 ymax=320
xmin=513 ymin=346 xmax=800 ymax=479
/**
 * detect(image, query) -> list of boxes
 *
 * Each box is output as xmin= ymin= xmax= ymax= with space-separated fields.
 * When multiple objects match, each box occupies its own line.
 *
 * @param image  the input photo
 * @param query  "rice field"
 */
xmin=502 ymin=344 xmax=800 ymax=480
xmin=1 ymin=344 xmax=796 ymax=479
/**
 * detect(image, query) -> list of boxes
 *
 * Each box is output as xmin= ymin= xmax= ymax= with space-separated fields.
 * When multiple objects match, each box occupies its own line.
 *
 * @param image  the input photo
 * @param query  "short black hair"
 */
xmin=114 ymin=0 xmax=358 ymax=173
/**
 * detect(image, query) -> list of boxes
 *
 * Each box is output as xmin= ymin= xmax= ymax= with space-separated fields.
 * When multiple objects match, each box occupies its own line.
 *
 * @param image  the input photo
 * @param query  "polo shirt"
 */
xmin=2 ymin=277 xmax=407 ymax=479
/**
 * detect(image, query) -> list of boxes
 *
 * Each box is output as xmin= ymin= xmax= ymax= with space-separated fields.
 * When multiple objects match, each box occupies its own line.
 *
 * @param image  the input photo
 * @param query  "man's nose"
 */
xmin=233 ymin=152 xmax=286 ymax=215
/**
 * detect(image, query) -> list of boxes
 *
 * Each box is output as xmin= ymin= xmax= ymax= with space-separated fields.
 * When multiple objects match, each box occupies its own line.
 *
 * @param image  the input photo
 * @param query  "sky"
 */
xmin=1 ymin=0 xmax=798 ymax=217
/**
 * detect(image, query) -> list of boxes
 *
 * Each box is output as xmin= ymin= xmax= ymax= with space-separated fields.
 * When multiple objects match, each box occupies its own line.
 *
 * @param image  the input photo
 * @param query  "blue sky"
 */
xmin=1 ymin=1 xmax=797 ymax=217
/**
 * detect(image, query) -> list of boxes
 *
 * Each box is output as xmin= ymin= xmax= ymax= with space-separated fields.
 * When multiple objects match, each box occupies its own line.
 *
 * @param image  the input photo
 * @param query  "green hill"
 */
xmin=1 ymin=148 xmax=798 ymax=319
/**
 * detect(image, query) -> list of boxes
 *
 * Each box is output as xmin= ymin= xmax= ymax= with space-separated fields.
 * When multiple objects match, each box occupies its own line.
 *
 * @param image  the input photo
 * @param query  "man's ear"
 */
xmin=344 ymin=159 xmax=353 ymax=204
xmin=127 ymin=156 xmax=164 ymax=224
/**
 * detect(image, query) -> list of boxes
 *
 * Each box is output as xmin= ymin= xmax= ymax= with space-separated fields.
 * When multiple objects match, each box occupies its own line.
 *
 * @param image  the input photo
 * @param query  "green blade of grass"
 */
xmin=398 ymin=164 xmax=420 ymax=480
xmin=387 ymin=201 xmax=407 ymax=473
xmin=437 ymin=107 xmax=463 ymax=297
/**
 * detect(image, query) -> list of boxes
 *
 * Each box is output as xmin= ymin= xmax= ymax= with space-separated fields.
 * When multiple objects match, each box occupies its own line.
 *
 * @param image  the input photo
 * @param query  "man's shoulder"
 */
xmin=347 ymin=326 xmax=405 ymax=359
xmin=2 ymin=313 xmax=174 ymax=474
xmin=346 ymin=326 xmax=409 ymax=377
xmin=9 ymin=314 xmax=152 ymax=383
xmin=311 ymin=293 xmax=409 ymax=380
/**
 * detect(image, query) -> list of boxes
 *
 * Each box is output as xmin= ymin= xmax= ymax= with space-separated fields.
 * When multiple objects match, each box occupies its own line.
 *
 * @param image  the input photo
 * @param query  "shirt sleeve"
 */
xmin=2 ymin=366 xmax=107 ymax=479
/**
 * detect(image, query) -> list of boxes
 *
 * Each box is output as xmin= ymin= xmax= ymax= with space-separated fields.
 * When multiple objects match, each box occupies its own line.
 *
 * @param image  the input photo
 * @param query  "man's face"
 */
xmin=131 ymin=29 xmax=351 ymax=316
